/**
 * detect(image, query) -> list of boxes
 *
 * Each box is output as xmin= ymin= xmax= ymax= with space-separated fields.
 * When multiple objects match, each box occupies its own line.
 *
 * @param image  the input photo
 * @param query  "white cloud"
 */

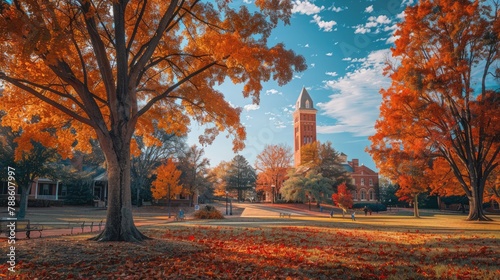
xmin=310 ymin=63 xmax=316 ymax=68
xmin=311 ymin=14 xmax=337 ymax=32
xmin=386 ymin=35 xmax=399 ymax=44
xmin=365 ymin=5 xmax=374 ymax=13
xmin=317 ymin=49 xmax=393 ymax=137
xmin=326 ymin=52 xmax=333 ymax=56
xmin=374 ymin=15 xmax=391 ymax=24
xmin=330 ymin=5 xmax=344 ymax=12
xmin=354 ymin=14 xmax=392 ymax=35
xmin=325 ymin=71 xmax=338 ymax=77
xmin=305 ymin=44 xmax=310 ymax=48
xmin=243 ymin=0 xmax=252 ymax=4
xmin=354 ymin=25 xmax=370 ymax=34
xmin=244 ymin=104 xmax=260 ymax=111
xmin=292 ymin=0 xmax=324 ymax=15
xmin=266 ymin=89 xmax=283 ymax=95
xmin=401 ymin=0 xmax=415 ymax=6
xmin=342 ymin=57 xmax=352 ymax=61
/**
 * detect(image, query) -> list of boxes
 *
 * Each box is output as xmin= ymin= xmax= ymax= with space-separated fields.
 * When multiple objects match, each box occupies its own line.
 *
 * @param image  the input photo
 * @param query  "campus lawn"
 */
xmin=1 ymin=214 xmax=499 ymax=279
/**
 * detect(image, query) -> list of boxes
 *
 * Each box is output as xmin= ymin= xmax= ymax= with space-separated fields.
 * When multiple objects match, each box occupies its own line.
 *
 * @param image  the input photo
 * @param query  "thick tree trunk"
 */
xmin=90 ymin=135 xmax=149 ymax=242
xmin=466 ymin=187 xmax=491 ymax=221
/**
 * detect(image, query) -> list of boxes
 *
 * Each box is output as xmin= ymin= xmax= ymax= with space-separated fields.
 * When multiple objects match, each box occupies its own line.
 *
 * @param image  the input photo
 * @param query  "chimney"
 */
xmin=352 ymin=159 xmax=359 ymax=167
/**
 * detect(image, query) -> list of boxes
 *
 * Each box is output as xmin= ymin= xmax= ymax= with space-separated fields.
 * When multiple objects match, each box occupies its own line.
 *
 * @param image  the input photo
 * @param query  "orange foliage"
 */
xmin=0 ymin=0 xmax=306 ymax=157
xmin=370 ymin=0 xmax=499 ymax=220
xmin=254 ymin=144 xmax=292 ymax=194
xmin=332 ymin=183 xmax=353 ymax=213
xmin=0 ymin=1 xmax=306 ymax=240
xmin=151 ymin=158 xmax=182 ymax=200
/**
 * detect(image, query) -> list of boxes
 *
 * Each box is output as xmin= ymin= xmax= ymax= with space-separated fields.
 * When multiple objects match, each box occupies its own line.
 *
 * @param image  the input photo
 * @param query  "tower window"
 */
xmin=305 ymin=100 xmax=310 ymax=108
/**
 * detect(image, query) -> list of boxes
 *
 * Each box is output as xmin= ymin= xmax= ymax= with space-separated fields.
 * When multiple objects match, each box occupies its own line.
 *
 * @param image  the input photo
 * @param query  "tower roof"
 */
xmin=295 ymin=87 xmax=316 ymax=110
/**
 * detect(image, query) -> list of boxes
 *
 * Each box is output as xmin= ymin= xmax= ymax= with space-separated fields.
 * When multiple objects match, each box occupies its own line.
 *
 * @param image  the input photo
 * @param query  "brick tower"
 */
xmin=293 ymin=87 xmax=317 ymax=167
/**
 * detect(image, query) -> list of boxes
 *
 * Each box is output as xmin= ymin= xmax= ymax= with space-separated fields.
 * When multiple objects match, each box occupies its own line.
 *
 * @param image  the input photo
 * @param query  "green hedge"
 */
xmin=0 ymin=199 xmax=64 ymax=207
xmin=352 ymin=202 xmax=386 ymax=212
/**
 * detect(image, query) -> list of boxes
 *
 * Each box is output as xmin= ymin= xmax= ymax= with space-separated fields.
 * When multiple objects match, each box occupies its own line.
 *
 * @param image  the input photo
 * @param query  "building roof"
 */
xmin=342 ymin=163 xmax=354 ymax=173
xmin=93 ymin=172 xmax=108 ymax=181
xmin=295 ymin=87 xmax=316 ymax=110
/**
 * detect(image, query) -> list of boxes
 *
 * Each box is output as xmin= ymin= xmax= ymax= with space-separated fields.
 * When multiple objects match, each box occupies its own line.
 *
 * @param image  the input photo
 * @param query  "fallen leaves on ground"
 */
xmin=1 ymin=222 xmax=499 ymax=279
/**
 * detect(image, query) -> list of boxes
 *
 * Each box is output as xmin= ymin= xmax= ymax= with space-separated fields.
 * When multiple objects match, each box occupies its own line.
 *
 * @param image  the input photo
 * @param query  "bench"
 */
xmin=70 ymin=220 xmax=104 ymax=234
xmin=0 ymin=219 xmax=43 ymax=239
xmin=279 ymin=212 xmax=292 ymax=218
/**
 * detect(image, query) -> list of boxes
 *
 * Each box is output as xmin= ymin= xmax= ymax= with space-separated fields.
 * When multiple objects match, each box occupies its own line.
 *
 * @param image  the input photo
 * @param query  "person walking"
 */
xmin=363 ymin=206 xmax=368 ymax=216
xmin=330 ymin=209 xmax=334 ymax=218
xmin=351 ymin=211 xmax=356 ymax=221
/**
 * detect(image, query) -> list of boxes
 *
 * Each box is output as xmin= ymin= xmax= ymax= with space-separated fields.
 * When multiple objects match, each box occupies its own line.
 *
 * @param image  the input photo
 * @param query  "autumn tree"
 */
xmin=0 ymin=1 xmax=306 ymax=241
xmin=207 ymin=161 xmax=231 ymax=197
xmin=331 ymin=182 xmax=353 ymax=217
xmin=281 ymin=170 xmax=333 ymax=206
xmin=226 ymin=155 xmax=256 ymax=201
xmin=370 ymin=0 xmax=500 ymax=221
xmin=254 ymin=144 xmax=292 ymax=201
xmin=300 ymin=141 xmax=349 ymax=185
xmin=177 ymin=145 xmax=210 ymax=207
xmin=0 ymin=120 xmax=60 ymax=218
xmin=151 ymin=158 xmax=182 ymax=200
xmin=131 ymin=128 xmax=185 ymax=205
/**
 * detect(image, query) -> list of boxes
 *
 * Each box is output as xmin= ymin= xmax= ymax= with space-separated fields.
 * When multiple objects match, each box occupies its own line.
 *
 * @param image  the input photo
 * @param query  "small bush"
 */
xmin=194 ymin=205 xmax=224 ymax=219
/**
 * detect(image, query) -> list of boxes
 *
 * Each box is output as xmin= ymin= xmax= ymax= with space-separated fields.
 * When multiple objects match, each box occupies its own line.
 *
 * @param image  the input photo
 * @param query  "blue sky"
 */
xmin=187 ymin=0 xmax=413 ymax=171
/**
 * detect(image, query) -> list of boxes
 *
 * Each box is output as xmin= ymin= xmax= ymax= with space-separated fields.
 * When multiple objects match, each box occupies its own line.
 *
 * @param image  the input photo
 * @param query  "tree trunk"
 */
xmin=90 ymin=135 xmax=149 ymax=242
xmin=17 ymin=185 xmax=30 ymax=219
xmin=466 ymin=186 xmax=491 ymax=221
xmin=413 ymin=193 xmax=420 ymax=218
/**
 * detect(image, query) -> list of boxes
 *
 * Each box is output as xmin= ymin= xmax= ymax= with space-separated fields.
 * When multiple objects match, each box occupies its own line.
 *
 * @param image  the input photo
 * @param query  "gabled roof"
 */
xmin=296 ymin=87 xmax=316 ymax=110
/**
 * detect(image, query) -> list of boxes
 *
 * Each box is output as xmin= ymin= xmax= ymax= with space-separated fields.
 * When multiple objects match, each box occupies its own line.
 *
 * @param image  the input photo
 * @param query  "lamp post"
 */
xmin=308 ymin=195 xmax=311 ymax=210
xmin=271 ymin=185 xmax=275 ymax=204
xmin=225 ymin=191 xmax=229 ymax=215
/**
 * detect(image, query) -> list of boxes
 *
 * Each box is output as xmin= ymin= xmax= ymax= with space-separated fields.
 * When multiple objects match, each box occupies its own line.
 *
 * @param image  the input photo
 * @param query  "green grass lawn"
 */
xmin=1 ymin=214 xmax=499 ymax=279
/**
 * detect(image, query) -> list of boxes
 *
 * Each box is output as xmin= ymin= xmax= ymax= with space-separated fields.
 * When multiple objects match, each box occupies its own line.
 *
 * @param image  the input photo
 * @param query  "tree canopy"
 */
xmin=151 ymin=158 xmax=182 ymax=200
xmin=281 ymin=170 xmax=333 ymax=205
xmin=254 ymin=144 xmax=292 ymax=198
xmin=300 ymin=141 xmax=349 ymax=186
xmin=226 ymin=155 xmax=256 ymax=201
xmin=369 ymin=0 xmax=500 ymax=221
xmin=0 ymin=0 xmax=306 ymax=241
xmin=332 ymin=182 xmax=353 ymax=215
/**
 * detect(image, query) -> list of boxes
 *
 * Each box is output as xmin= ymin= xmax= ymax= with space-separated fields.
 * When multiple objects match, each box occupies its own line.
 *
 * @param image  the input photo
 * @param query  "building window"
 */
xmin=305 ymin=100 xmax=310 ymax=108
xmin=42 ymin=184 xmax=50 ymax=195
xmin=369 ymin=189 xmax=375 ymax=201
xmin=369 ymin=179 xmax=373 ymax=186
xmin=352 ymin=191 xmax=357 ymax=200
xmin=361 ymin=178 xmax=365 ymax=186
xmin=360 ymin=189 xmax=366 ymax=201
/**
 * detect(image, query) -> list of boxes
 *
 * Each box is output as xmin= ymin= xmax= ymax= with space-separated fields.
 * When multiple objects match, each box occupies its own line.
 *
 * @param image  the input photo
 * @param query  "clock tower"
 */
xmin=293 ymin=87 xmax=317 ymax=167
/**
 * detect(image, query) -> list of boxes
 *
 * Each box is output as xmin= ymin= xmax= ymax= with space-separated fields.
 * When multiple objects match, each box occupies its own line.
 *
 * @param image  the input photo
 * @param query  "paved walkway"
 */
xmin=1 ymin=203 xmax=329 ymax=240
